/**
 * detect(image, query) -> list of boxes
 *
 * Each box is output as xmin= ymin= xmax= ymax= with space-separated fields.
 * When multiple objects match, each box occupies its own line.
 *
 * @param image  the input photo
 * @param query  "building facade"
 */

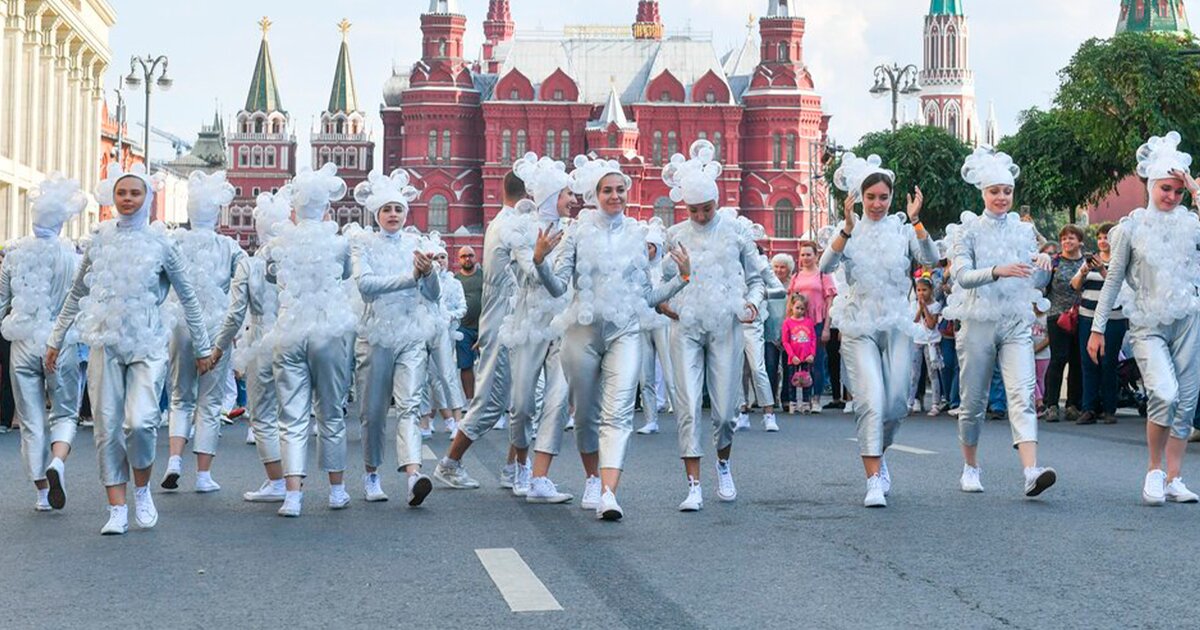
xmin=0 ymin=0 xmax=116 ymax=242
xmin=919 ymin=0 xmax=979 ymax=146
xmin=1116 ymin=0 xmax=1189 ymax=34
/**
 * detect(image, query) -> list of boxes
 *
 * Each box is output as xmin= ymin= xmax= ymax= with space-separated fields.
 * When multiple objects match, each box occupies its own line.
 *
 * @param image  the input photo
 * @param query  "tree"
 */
xmin=826 ymin=125 xmax=975 ymax=234
xmin=997 ymin=108 xmax=1102 ymax=223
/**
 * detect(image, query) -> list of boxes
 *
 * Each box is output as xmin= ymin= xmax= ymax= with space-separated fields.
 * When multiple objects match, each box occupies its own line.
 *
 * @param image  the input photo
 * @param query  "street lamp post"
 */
xmin=869 ymin=63 xmax=921 ymax=132
xmin=111 ymin=88 xmax=126 ymax=169
xmin=124 ymin=54 xmax=173 ymax=169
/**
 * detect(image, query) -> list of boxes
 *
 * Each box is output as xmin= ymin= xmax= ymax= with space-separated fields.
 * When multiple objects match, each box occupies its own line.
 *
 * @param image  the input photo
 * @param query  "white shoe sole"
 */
xmin=329 ymin=499 xmax=351 ymax=510
xmin=433 ymin=468 xmax=480 ymax=489
xmin=1167 ymin=494 xmax=1199 ymax=503
xmin=864 ymin=497 xmax=887 ymax=508
xmin=101 ymin=524 xmax=127 ymax=535
xmin=195 ymin=485 xmax=221 ymax=494
xmin=1143 ymin=492 xmax=1166 ymax=506
xmin=765 ymin=425 xmax=779 ymax=433
xmin=960 ymin=483 xmax=984 ymax=493
xmin=636 ymin=427 xmax=659 ymax=435
xmin=679 ymin=502 xmax=703 ymax=512
xmin=243 ymin=493 xmax=286 ymax=503
xmin=527 ymin=493 xmax=573 ymax=504
xmin=135 ymin=511 xmax=158 ymax=529
xmin=278 ymin=507 xmax=301 ymax=517
xmin=365 ymin=494 xmax=389 ymax=502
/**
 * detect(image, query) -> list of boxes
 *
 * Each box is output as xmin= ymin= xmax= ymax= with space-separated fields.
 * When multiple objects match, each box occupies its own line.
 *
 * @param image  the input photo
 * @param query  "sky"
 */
xmin=104 ymin=0 xmax=1161 ymax=166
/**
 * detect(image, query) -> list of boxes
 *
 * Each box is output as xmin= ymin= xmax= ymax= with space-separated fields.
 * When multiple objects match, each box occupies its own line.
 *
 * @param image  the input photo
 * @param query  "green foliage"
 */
xmin=997 ymin=108 xmax=1104 ymax=221
xmin=826 ymin=125 xmax=976 ymax=234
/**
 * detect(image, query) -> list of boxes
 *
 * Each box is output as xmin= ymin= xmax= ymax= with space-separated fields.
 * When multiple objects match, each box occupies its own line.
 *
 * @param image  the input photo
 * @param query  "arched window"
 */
xmin=254 ymin=118 xmax=264 ymax=133
xmin=428 ymin=194 xmax=449 ymax=232
xmin=560 ymin=130 xmax=571 ymax=158
xmin=698 ymin=131 xmax=708 ymax=142
xmin=774 ymin=199 xmax=795 ymax=238
xmin=319 ymin=147 xmax=331 ymax=165
xmin=705 ymin=90 xmax=716 ymax=104
xmin=238 ymin=146 xmax=249 ymax=167
xmin=428 ymin=130 xmax=438 ymax=162
xmin=345 ymin=149 xmax=357 ymax=169
xmin=713 ymin=132 xmax=723 ymax=160
xmin=947 ymin=112 xmax=959 ymax=137
xmin=545 ymin=130 xmax=556 ymax=158
xmin=501 ymin=130 xmax=512 ymax=164
xmin=652 ymin=131 xmax=663 ymax=166
xmin=931 ymin=25 xmax=941 ymax=69
xmin=786 ymin=133 xmax=797 ymax=169
xmin=252 ymin=146 xmax=263 ymax=167
xmin=667 ymin=131 xmax=678 ymax=158
xmin=333 ymin=147 xmax=345 ymax=168
xmin=516 ymin=129 xmax=527 ymax=156
xmin=654 ymin=196 xmax=675 ymax=226
xmin=438 ymin=39 xmax=447 ymax=57
xmin=772 ymin=134 xmax=782 ymax=169
xmin=778 ymin=41 xmax=789 ymax=62
xmin=265 ymin=146 xmax=276 ymax=168
xmin=947 ymin=27 xmax=957 ymax=68
xmin=442 ymin=130 xmax=452 ymax=160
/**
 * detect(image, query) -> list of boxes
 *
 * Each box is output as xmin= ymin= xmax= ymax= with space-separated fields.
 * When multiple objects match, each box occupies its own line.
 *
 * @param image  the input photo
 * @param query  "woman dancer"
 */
xmin=944 ymin=147 xmax=1057 ymax=498
xmin=0 ymin=174 xmax=85 ymax=511
xmin=820 ymin=153 xmax=937 ymax=507
xmin=420 ymin=237 xmax=467 ymax=438
xmin=532 ymin=155 xmax=691 ymax=520
xmin=351 ymin=169 xmax=439 ymax=507
xmin=161 ymin=171 xmax=245 ymax=493
xmin=1087 ymin=131 xmax=1200 ymax=505
xmin=636 ymin=218 xmax=678 ymax=436
xmin=46 ymin=164 xmax=215 ymax=534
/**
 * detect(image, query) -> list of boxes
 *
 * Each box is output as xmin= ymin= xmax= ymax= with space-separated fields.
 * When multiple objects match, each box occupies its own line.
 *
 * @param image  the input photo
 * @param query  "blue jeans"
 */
xmin=988 ymin=362 xmax=1006 ymax=413
xmin=939 ymin=336 xmax=960 ymax=408
xmin=1078 ymin=315 xmax=1127 ymax=415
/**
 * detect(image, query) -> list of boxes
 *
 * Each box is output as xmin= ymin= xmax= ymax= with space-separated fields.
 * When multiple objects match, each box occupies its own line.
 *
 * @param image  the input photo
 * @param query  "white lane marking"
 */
xmin=422 ymin=445 xmax=438 ymax=461
xmin=846 ymin=438 xmax=937 ymax=455
xmin=475 ymin=548 xmax=563 ymax=612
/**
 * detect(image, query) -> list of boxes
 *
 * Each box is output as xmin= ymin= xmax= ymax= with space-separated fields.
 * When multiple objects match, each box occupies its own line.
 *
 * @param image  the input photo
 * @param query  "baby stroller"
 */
xmin=1117 ymin=357 xmax=1149 ymax=418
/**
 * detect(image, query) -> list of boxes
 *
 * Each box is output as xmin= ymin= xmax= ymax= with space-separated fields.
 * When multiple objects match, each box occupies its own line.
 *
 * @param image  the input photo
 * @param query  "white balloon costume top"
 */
xmin=0 ymin=173 xmax=86 ymax=346
xmin=350 ymin=168 xmax=440 ymax=349
xmin=661 ymin=140 xmax=765 ymax=334
xmin=498 ymin=152 xmax=572 ymax=347
xmin=49 ymin=164 xmax=212 ymax=359
xmin=820 ymin=153 xmax=938 ymax=337
xmin=1093 ymin=131 xmax=1200 ymax=331
xmin=422 ymin=231 xmax=467 ymax=340
xmin=263 ymin=163 xmax=357 ymax=348
xmin=944 ymin=147 xmax=1050 ymax=325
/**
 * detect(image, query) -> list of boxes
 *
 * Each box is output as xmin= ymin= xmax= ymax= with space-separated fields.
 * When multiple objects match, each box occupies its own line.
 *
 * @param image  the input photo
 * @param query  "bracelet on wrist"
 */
xmin=839 ymin=229 xmax=852 ymax=240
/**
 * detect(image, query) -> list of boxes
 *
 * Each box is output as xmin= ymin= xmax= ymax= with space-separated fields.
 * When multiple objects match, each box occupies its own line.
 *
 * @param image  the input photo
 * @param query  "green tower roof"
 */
xmin=1117 ymin=0 xmax=1190 ymax=34
xmin=929 ymin=0 xmax=964 ymax=16
xmin=326 ymin=20 xmax=360 ymax=115
xmin=244 ymin=18 xmax=285 ymax=114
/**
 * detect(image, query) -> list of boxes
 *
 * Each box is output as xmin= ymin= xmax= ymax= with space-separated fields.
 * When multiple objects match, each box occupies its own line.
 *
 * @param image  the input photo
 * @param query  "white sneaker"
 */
xmin=364 ymin=472 xmax=388 ymax=502
xmin=735 ymin=413 xmax=751 ymax=432
xmin=580 ymin=476 xmax=602 ymax=510
xmin=195 ymin=472 xmax=221 ymax=493
xmin=1143 ymin=469 xmax=1167 ymax=506
xmin=843 ymin=402 xmax=854 ymax=414
xmin=420 ymin=426 xmax=434 ymax=439
xmin=715 ymin=459 xmax=737 ymax=502
xmin=278 ymin=491 xmax=303 ymax=517
xmin=636 ymin=421 xmax=659 ymax=435
xmin=35 ymin=491 xmax=51 ymax=512
xmin=243 ymin=479 xmax=286 ymax=503
xmin=527 ymin=477 xmax=573 ymax=504
xmin=879 ymin=458 xmax=892 ymax=496
xmin=45 ymin=457 xmax=66 ymax=509
xmin=864 ymin=475 xmax=887 ymax=508
xmin=678 ymin=480 xmax=703 ymax=512
xmin=495 ymin=414 xmax=509 ymax=430
xmin=434 ymin=459 xmax=480 ymax=489
xmin=443 ymin=418 xmax=458 ymax=436
xmin=245 ymin=427 xmax=256 ymax=445
xmin=596 ymin=487 xmax=623 ymax=521
xmin=329 ymin=485 xmax=351 ymax=509
xmin=499 ymin=463 xmax=516 ymax=489
xmin=512 ymin=463 xmax=532 ymax=497
xmin=160 ymin=456 xmax=182 ymax=491
xmin=763 ymin=413 xmax=779 ymax=432
xmin=960 ymin=464 xmax=984 ymax=493
xmin=134 ymin=487 xmax=158 ymax=529
xmin=564 ymin=416 xmax=575 ymax=431
xmin=907 ymin=400 xmax=921 ymax=414
xmin=407 ymin=473 xmax=433 ymax=507
xmin=101 ymin=504 xmax=128 ymax=535
xmin=1023 ymin=466 xmax=1057 ymax=497
xmin=1166 ymin=477 xmax=1200 ymax=503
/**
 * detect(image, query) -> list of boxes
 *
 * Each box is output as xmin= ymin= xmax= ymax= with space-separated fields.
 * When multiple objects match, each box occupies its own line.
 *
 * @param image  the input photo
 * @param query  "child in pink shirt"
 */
xmin=782 ymin=294 xmax=818 ymax=413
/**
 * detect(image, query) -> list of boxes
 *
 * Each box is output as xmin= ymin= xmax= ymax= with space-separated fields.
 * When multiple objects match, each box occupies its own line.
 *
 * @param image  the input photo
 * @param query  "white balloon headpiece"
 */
xmin=30 ymin=173 xmax=87 ymax=239
xmin=353 ymin=168 xmax=420 ymax=215
xmin=513 ymin=152 xmax=571 ymax=208
xmin=569 ymin=155 xmax=630 ymax=206
xmin=644 ymin=217 xmax=667 ymax=250
xmin=96 ymin=162 xmax=163 ymax=228
xmin=833 ymin=153 xmax=894 ymax=200
xmin=1136 ymin=131 xmax=1192 ymax=183
xmin=961 ymin=146 xmax=1020 ymax=190
xmin=421 ymin=231 xmax=448 ymax=257
xmin=253 ymin=190 xmax=292 ymax=244
xmin=662 ymin=140 xmax=722 ymax=205
xmin=285 ymin=163 xmax=347 ymax=220
xmin=186 ymin=170 xmax=235 ymax=231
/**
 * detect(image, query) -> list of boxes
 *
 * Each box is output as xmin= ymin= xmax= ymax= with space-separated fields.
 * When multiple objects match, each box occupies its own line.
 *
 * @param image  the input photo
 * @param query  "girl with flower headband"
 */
xmin=657 ymin=140 xmax=767 ymax=513
xmin=46 ymin=164 xmax=216 ymax=535
xmin=531 ymin=155 xmax=692 ymax=520
xmin=0 ymin=174 xmax=86 ymax=513
xmin=821 ymin=153 xmax=937 ymax=507
xmin=1087 ymin=131 xmax=1200 ymax=506
xmin=160 ymin=171 xmax=246 ymax=495
xmin=211 ymin=190 xmax=291 ymax=504
xmin=349 ymin=168 xmax=440 ymax=509
xmin=944 ymin=146 xmax=1057 ymax=499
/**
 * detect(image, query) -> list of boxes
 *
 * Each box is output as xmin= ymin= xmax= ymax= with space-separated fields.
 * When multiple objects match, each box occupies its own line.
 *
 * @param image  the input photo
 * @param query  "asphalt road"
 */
xmin=0 ymin=406 xmax=1188 ymax=629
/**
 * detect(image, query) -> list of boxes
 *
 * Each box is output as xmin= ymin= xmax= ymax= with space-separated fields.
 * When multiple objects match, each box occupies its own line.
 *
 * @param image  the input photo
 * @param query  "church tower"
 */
xmin=312 ymin=19 xmax=374 ymax=228
xmin=1117 ymin=0 xmax=1190 ymax=34
xmin=919 ymin=0 xmax=979 ymax=145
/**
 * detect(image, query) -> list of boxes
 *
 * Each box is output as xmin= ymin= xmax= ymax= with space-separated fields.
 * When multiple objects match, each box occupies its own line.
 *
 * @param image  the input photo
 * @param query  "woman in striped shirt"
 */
xmin=1070 ymin=222 xmax=1125 ymax=425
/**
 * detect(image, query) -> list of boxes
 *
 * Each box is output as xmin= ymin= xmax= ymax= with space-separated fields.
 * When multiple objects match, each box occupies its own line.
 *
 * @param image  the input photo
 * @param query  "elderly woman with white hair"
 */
xmin=1088 ymin=132 xmax=1200 ymax=506
xmin=532 ymin=155 xmax=691 ymax=520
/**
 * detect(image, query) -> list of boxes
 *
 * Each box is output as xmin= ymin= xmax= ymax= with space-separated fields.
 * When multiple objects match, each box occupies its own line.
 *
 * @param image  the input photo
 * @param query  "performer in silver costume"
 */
xmin=944 ymin=147 xmax=1057 ymax=498
xmin=46 ymin=164 xmax=215 ymax=535
xmin=737 ymin=240 xmax=785 ymax=433
xmin=820 ymin=153 xmax=937 ymax=508
xmin=350 ymin=169 xmax=440 ymax=508
xmin=659 ymin=140 xmax=765 ymax=512
xmin=161 ymin=171 xmax=246 ymax=494
xmin=262 ymin=163 xmax=357 ymax=517
xmin=0 ymin=174 xmax=85 ymax=512
xmin=532 ymin=155 xmax=691 ymax=520
xmin=211 ymin=191 xmax=292 ymax=503
xmin=419 ymin=238 xmax=467 ymax=438
xmin=1087 ymin=131 xmax=1200 ymax=506
xmin=635 ymin=218 xmax=678 ymax=436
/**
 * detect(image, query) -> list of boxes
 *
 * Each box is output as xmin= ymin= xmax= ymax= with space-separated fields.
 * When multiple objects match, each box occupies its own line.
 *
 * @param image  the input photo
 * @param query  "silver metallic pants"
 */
xmin=273 ymin=335 xmax=351 ymax=477
xmin=561 ymin=320 xmax=641 ymax=470
xmin=245 ymin=353 xmax=281 ymax=464
xmin=740 ymin=319 xmax=775 ymax=408
xmin=12 ymin=339 xmax=80 ymax=482
xmin=670 ymin=322 xmax=743 ymax=459
xmin=510 ymin=339 xmax=571 ymax=456
xmin=460 ymin=328 xmax=512 ymax=442
xmin=167 ymin=325 xmax=231 ymax=456
xmin=639 ymin=327 xmax=677 ymax=425
xmin=89 ymin=346 xmax=169 ymax=486
xmin=355 ymin=338 xmax=426 ymax=470
xmin=428 ymin=327 xmax=466 ymax=411
xmin=957 ymin=318 xmax=1038 ymax=447
xmin=842 ymin=329 xmax=911 ymax=457
xmin=1128 ymin=314 xmax=1200 ymax=440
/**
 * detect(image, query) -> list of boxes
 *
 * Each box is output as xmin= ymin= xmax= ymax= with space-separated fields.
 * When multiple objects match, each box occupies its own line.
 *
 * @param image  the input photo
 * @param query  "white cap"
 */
xmin=961 ymin=146 xmax=1020 ymax=190
xmin=353 ymin=168 xmax=420 ymax=215
xmin=833 ymin=153 xmax=894 ymax=200
xmin=1136 ymin=131 xmax=1192 ymax=182
xmin=286 ymin=163 xmax=347 ymax=220
xmin=186 ymin=170 xmax=235 ymax=230
xmin=662 ymin=140 xmax=722 ymax=205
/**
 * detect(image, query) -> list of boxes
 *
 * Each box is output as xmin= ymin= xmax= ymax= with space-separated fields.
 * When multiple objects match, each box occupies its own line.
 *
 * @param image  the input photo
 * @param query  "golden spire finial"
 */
xmin=258 ymin=16 xmax=273 ymax=38
xmin=338 ymin=18 xmax=352 ymax=40
xmin=747 ymin=13 xmax=756 ymax=27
